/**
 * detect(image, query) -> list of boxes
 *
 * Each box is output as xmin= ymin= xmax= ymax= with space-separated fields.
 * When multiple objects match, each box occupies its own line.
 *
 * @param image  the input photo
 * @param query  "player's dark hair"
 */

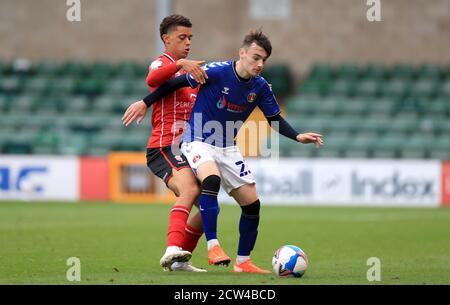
xmin=242 ymin=30 xmax=272 ymax=57
xmin=159 ymin=14 xmax=192 ymax=40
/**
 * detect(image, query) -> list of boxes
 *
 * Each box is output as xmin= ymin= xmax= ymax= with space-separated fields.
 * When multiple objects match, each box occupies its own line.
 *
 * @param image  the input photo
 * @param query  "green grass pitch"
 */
xmin=1 ymin=201 xmax=449 ymax=284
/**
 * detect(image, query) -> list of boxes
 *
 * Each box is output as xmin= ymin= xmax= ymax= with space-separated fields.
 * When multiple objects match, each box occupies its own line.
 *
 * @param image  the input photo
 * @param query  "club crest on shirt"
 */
xmin=192 ymin=154 xmax=201 ymax=164
xmin=150 ymin=59 xmax=162 ymax=70
xmin=247 ymin=92 xmax=257 ymax=103
xmin=174 ymin=155 xmax=185 ymax=164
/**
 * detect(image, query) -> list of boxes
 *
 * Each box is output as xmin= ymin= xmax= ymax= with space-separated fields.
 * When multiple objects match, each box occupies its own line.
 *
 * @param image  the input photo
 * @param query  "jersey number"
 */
xmin=235 ymin=161 xmax=251 ymax=177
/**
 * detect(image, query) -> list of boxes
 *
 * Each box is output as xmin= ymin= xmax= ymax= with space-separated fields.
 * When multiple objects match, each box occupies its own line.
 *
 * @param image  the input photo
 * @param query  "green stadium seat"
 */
xmin=427 ymin=98 xmax=450 ymax=116
xmin=434 ymin=136 xmax=450 ymax=151
xmin=279 ymin=137 xmax=315 ymax=157
xmin=261 ymin=64 xmax=292 ymax=96
xmin=89 ymin=62 xmax=115 ymax=79
xmin=429 ymin=150 xmax=450 ymax=160
xmin=418 ymin=64 xmax=442 ymax=80
xmin=316 ymin=146 xmax=342 ymax=158
xmin=57 ymin=133 xmax=89 ymax=155
xmin=401 ymin=133 xmax=434 ymax=159
xmin=355 ymin=79 xmax=381 ymax=97
xmin=93 ymin=132 xmax=125 ymax=152
xmin=388 ymin=117 xmax=419 ymax=133
xmin=409 ymin=78 xmax=439 ymax=98
xmin=328 ymin=79 xmax=356 ymax=97
xmin=35 ymin=60 xmax=60 ymax=76
xmin=60 ymin=61 xmax=87 ymax=77
xmin=9 ymin=94 xmax=36 ymax=113
xmin=362 ymin=64 xmax=388 ymax=80
xmin=318 ymin=97 xmax=343 ymax=115
xmin=286 ymin=96 xmax=320 ymax=114
xmin=390 ymin=64 xmax=417 ymax=80
xmin=25 ymin=76 xmax=50 ymax=93
xmin=373 ymin=134 xmax=402 ymax=158
xmin=0 ymin=94 xmax=10 ymax=112
xmin=336 ymin=64 xmax=361 ymax=80
xmin=92 ymin=95 xmax=118 ymax=113
xmin=439 ymin=80 xmax=450 ymax=97
xmin=297 ymin=80 xmax=329 ymax=96
xmin=322 ymin=135 xmax=349 ymax=152
xmin=1 ymin=76 xmax=22 ymax=94
xmin=48 ymin=77 xmax=76 ymax=95
xmin=394 ymin=96 xmax=427 ymax=115
xmin=337 ymin=100 xmax=368 ymax=117
xmin=73 ymin=78 xmax=105 ymax=95
xmin=106 ymin=78 xmax=135 ymax=96
xmin=308 ymin=63 xmax=334 ymax=81
xmin=380 ymin=79 xmax=411 ymax=98
xmin=63 ymin=96 xmax=90 ymax=113
xmin=1 ymin=132 xmax=34 ymax=154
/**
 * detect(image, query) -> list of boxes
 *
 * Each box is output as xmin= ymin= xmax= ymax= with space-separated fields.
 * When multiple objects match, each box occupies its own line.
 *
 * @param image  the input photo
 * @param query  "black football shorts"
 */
xmin=146 ymin=145 xmax=191 ymax=185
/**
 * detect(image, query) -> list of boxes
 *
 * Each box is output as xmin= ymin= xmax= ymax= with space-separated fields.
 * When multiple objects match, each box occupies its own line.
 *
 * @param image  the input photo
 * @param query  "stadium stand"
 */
xmin=0 ymin=59 xmax=449 ymax=159
xmin=286 ymin=63 xmax=450 ymax=159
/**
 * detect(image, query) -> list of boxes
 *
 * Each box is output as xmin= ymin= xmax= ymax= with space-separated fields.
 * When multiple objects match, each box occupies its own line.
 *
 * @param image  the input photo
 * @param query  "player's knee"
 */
xmin=179 ymin=182 xmax=201 ymax=201
xmin=185 ymin=180 xmax=201 ymax=195
xmin=241 ymin=199 xmax=260 ymax=217
xmin=201 ymin=175 xmax=221 ymax=195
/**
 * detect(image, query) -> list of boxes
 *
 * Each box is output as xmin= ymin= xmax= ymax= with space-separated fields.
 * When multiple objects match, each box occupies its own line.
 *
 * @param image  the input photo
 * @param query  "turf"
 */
xmin=0 ymin=201 xmax=449 ymax=284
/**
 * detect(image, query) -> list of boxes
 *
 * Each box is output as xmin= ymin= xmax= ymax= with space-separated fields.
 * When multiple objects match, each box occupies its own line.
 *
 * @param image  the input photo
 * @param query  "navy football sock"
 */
xmin=199 ymin=175 xmax=221 ymax=241
xmin=238 ymin=200 xmax=261 ymax=256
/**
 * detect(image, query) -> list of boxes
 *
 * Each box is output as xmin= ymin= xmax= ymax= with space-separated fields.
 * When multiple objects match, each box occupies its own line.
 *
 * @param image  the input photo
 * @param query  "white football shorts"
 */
xmin=180 ymin=141 xmax=255 ymax=194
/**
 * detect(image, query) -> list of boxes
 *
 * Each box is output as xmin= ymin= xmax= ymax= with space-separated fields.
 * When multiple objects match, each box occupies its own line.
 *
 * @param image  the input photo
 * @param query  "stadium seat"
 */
xmin=362 ymin=64 xmax=388 ymax=80
xmin=1 ymin=60 xmax=448 ymax=160
xmin=261 ymin=64 xmax=292 ymax=96
xmin=380 ymin=79 xmax=411 ymax=98
xmin=354 ymin=79 xmax=381 ymax=97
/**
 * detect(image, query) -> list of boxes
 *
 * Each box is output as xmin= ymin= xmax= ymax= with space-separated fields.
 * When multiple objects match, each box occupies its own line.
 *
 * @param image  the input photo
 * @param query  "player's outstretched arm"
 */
xmin=121 ymin=75 xmax=191 ymax=126
xmin=146 ymin=59 xmax=207 ymax=87
xmin=266 ymin=113 xmax=323 ymax=148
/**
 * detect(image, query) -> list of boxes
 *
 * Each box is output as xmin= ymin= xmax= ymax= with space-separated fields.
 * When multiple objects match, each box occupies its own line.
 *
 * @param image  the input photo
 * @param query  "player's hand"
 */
xmin=297 ymin=132 xmax=324 ymax=148
xmin=122 ymin=100 xmax=148 ymax=126
xmin=176 ymin=59 xmax=208 ymax=84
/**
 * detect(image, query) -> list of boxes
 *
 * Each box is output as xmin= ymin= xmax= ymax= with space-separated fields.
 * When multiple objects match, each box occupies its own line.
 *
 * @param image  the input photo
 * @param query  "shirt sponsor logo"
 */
xmin=216 ymin=96 xmax=247 ymax=113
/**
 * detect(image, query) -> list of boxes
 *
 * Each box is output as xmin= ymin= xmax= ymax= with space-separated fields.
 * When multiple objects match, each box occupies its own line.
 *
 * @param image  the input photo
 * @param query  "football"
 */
xmin=272 ymin=245 xmax=308 ymax=277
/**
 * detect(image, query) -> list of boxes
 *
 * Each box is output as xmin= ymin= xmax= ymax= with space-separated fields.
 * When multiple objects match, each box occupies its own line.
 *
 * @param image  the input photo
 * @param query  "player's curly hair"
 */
xmin=242 ymin=30 xmax=272 ymax=57
xmin=159 ymin=14 xmax=192 ymax=40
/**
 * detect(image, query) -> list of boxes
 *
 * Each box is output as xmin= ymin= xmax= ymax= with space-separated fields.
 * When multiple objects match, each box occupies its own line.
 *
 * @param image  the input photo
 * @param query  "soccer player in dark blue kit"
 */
xmin=123 ymin=30 xmax=323 ymax=273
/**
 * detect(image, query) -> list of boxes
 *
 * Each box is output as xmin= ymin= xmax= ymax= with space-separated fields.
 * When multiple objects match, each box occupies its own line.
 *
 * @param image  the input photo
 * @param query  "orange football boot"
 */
xmin=233 ymin=259 xmax=271 ymax=274
xmin=208 ymin=245 xmax=231 ymax=266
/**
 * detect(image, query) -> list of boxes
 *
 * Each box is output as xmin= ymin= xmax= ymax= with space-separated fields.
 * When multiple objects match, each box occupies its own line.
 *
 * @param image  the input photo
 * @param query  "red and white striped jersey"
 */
xmin=146 ymin=52 xmax=199 ymax=148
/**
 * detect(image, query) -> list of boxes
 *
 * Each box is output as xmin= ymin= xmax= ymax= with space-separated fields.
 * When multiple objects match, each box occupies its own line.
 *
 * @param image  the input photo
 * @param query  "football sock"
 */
xmin=199 ymin=175 xmax=221 ymax=241
xmin=236 ymin=255 xmax=250 ymax=264
xmin=182 ymin=224 xmax=203 ymax=253
xmin=207 ymin=239 xmax=219 ymax=250
xmin=167 ymin=205 xmax=190 ymax=247
xmin=237 ymin=200 xmax=261 ymax=256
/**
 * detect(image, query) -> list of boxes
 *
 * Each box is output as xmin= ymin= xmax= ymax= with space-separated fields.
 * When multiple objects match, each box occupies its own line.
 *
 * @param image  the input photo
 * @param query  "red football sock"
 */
xmin=167 ymin=205 xmax=191 ymax=248
xmin=182 ymin=224 xmax=203 ymax=253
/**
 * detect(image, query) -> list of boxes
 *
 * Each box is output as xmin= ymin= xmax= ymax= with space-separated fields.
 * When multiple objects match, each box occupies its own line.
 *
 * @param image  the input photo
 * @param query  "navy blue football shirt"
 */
xmin=182 ymin=61 xmax=281 ymax=147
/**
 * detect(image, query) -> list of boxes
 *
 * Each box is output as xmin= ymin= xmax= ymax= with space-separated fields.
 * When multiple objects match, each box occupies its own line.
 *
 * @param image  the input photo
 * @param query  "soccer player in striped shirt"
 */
xmin=123 ymin=15 xmax=208 ymax=272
